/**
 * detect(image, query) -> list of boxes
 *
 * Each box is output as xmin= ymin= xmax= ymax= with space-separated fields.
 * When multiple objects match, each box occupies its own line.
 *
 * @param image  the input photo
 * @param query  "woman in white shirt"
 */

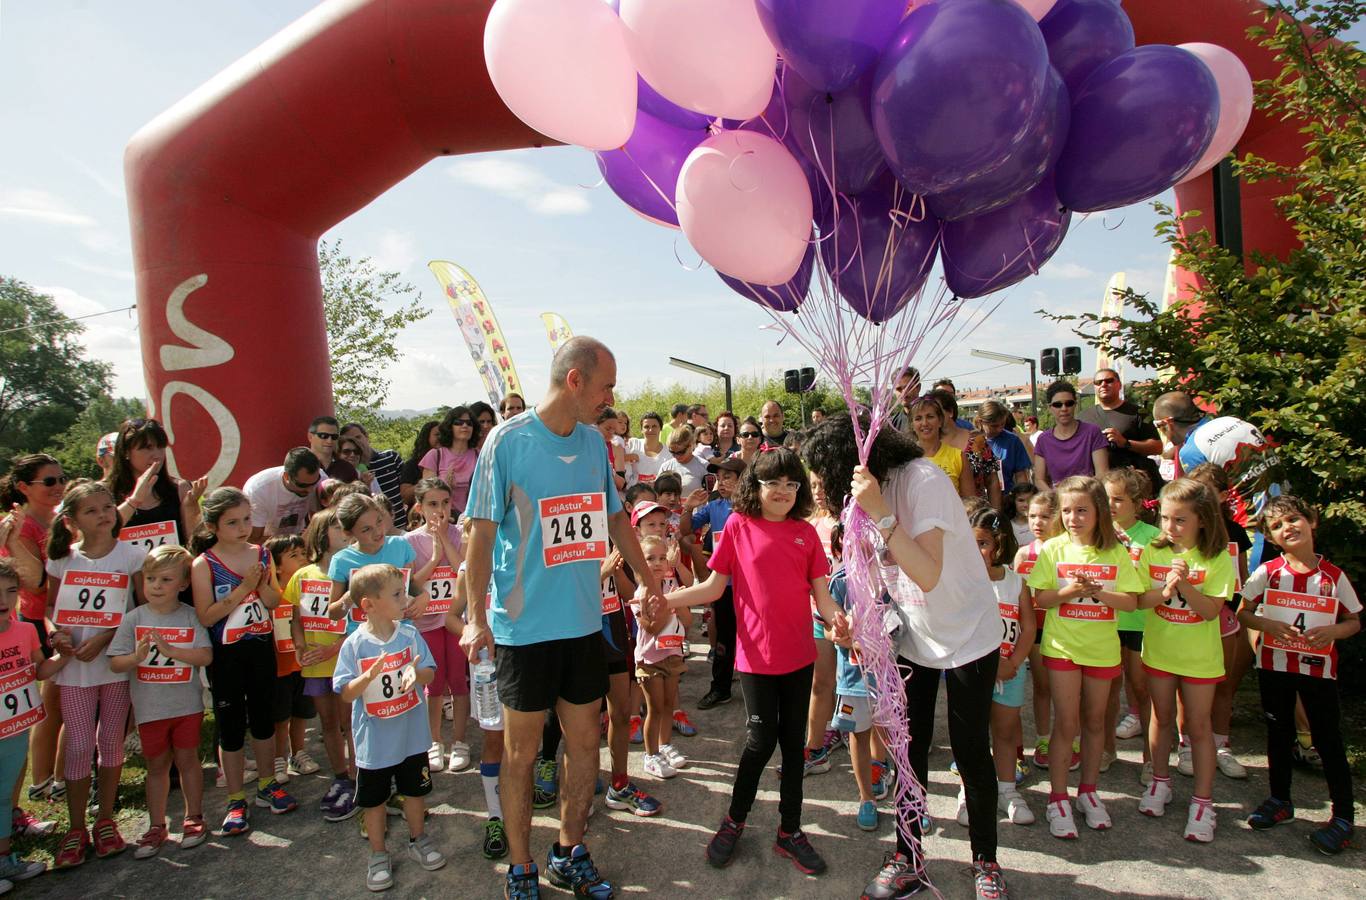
xmin=625 ymin=411 xmax=672 ymax=488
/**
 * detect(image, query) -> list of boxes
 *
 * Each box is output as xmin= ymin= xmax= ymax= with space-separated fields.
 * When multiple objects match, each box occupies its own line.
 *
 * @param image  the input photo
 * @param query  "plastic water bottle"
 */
xmin=472 ymin=649 xmax=500 ymax=729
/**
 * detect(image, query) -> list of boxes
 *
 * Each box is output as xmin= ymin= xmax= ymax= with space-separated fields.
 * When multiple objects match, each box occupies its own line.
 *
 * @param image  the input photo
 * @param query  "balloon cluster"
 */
xmin=485 ymin=0 xmax=1253 ymax=310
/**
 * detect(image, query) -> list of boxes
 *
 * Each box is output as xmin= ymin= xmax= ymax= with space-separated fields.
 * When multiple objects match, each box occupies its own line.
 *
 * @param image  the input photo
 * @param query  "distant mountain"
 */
xmin=377 ymin=407 xmax=443 ymax=420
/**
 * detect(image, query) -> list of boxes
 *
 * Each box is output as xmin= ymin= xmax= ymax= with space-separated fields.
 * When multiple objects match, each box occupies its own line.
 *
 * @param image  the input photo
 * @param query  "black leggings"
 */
xmin=709 ymin=588 xmax=736 ymax=697
xmin=1258 ymin=669 xmax=1355 ymax=822
xmin=210 ymin=638 xmax=277 ymax=752
xmin=730 ymin=664 xmax=813 ymax=834
xmin=898 ymin=650 xmax=999 ymax=863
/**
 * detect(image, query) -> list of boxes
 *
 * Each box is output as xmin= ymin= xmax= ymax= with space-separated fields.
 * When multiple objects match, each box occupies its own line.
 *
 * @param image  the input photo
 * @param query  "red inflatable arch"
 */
xmin=124 ymin=0 xmax=1306 ymax=486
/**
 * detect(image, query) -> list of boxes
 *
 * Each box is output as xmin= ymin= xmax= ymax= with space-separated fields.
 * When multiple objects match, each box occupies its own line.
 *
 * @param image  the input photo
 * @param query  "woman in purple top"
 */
xmin=1031 ymin=381 xmax=1110 ymax=489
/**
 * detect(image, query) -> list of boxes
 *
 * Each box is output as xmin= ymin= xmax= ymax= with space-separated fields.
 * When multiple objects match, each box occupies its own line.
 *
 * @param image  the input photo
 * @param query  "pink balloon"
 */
xmin=484 ymin=0 xmax=637 ymax=151
xmin=1177 ymin=43 xmax=1254 ymax=184
xmin=676 ymin=131 xmax=814 ymax=286
xmin=1012 ymin=0 xmax=1058 ymax=20
xmin=619 ymin=0 xmax=777 ymax=120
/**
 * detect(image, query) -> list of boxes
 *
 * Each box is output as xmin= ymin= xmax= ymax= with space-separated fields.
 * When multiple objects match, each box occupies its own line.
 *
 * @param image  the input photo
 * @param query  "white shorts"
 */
xmin=830 ymin=694 xmax=873 ymax=734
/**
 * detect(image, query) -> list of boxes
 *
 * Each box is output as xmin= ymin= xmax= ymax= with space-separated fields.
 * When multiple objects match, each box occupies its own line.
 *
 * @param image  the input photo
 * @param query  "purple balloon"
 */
xmin=872 ymin=0 xmax=1051 ymax=197
xmin=637 ymin=77 xmax=713 ymax=130
xmin=1038 ymin=0 xmax=1135 ymax=94
xmin=1056 ymin=45 xmax=1219 ymax=213
xmin=733 ymin=78 xmax=833 ymax=220
xmin=596 ymin=110 xmax=707 ymax=227
xmin=927 ymin=67 xmax=1069 ymax=222
xmin=719 ymin=239 xmax=814 ymax=313
xmin=754 ymin=0 xmax=905 ymax=93
xmin=941 ymin=174 xmax=1072 ymax=298
xmin=818 ymin=175 xmax=940 ymax=323
xmin=785 ymin=67 xmax=888 ymax=196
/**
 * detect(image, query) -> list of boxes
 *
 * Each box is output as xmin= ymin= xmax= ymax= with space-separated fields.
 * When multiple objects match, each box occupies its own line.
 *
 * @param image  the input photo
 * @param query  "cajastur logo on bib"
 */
xmin=1056 ymin=563 xmax=1118 ymax=621
xmin=540 ymin=493 xmax=608 ymax=567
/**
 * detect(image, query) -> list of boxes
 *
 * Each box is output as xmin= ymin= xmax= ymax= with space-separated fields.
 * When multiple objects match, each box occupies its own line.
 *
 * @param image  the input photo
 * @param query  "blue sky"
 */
xmin=1 ymin=2 xmax=1351 ymax=411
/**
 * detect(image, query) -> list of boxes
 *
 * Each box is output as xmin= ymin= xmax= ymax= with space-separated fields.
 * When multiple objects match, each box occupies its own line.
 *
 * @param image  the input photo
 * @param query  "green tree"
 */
xmin=319 ymin=240 xmax=431 ymax=426
xmin=0 ymin=278 xmax=112 ymax=461
xmin=613 ymin=373 xmax=860 ymax=433
xmin=47 ymin=396 xmax=146 ymax=480
xmin=1043 ymin=0 xmax=1366 ymax=574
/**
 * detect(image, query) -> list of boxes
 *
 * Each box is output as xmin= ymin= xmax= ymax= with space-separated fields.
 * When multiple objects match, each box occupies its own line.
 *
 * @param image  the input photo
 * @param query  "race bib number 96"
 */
xmin=539 ymin=493 xmax=608 ymax=567
xmin=54 ymin=571 xmax=129 ymax=629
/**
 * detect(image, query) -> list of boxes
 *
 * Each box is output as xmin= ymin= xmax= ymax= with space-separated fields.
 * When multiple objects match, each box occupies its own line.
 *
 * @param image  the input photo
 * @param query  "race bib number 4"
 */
xmin=426 ymin=566 xmax=457 ymax=616
xmin=299 ymin=579 xmax=344 ymax=635
xmin=1148 ymin=566 xmax=1207 ymax=625
xmin=118 ymin=519 xmax=179 ymax=554
xmin=1260 ymin=590 xmax=1338 ymax=658
xmin=222 ymin=594 xmax=272 ymax=645
xmin=1056 ymin=563 xmax=1117 ymax=622
xmin=359 ymin=645 xmax=421 ymax=719
xmin=135 ymin=626 xmax=195 ymax=684
xmin=54 ymin=571 xmax=129 ymax=629
xmin=539 ymin=493 xmax=608 ymax=567
xmin=0 ymin=668 xmax=45 ymax=740
xmin=999 ymin=602 xmax=1021 ymax=654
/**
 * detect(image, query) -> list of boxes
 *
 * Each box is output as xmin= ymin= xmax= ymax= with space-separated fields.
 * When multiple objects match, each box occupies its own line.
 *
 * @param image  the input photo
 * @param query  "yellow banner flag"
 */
xmin=428 ymin=261 xmax=523 ymax=407
xmin=1096 ymin=271 xmax=1125 ymax=377
xmin=540 ymin=312 xmax=573 ymax=352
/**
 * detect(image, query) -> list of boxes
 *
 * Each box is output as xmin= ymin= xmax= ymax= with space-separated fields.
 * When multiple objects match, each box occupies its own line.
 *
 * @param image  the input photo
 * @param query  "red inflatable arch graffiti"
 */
xmin=124 ymin=0 xmax=1306 ymax=487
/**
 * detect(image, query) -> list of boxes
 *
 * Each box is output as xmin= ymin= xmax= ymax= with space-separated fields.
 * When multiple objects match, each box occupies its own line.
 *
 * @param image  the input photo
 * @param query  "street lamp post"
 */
xmin=669 ymin=357 xmax=732 ymax=415
xmin=970 ymin=349 xmax=1038 ymax=419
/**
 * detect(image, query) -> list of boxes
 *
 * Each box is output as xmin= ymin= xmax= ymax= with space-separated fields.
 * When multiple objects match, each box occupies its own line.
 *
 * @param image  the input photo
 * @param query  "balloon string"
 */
xmin=619 ymin=144 xmax=678 ymax=216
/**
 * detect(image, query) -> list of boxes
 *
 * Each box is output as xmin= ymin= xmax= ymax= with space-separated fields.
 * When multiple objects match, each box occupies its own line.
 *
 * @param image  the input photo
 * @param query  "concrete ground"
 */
xmin=22 ymin=649 xmax=1365 ymax=899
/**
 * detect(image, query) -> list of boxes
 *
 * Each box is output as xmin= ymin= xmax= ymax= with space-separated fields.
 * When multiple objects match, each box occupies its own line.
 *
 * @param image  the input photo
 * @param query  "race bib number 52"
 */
xmin=539 ymin=493 xmax=608 ymax=567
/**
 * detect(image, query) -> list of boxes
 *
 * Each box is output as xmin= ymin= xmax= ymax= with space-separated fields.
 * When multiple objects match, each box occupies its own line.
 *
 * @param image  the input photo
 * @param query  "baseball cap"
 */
xmin=97 ymin=432 xmax=119 ymax=459
xmin=630 ymin=500 xmax=668 ymax=527
xmin=707 ymin=456 xmax=745 ymax=474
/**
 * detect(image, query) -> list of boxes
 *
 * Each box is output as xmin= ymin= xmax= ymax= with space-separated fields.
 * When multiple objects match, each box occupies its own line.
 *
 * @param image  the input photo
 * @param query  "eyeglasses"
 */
xmin=1050 ymin=400 xmax=1076 ymax=409
xmin=339 ymin=448 xmax=360 ymax=458
xmin=27 ymin=475 xmax=68 ymax=488
xmin=311 ymin=431 xmax=339 ymax=441
xmin=739 ymin=431 xmax=761 ymax=439
xmin=758 ymin=479 xmax=801 ymax=492
xmin=1094 ymin=377 xmax=1118 ymax=386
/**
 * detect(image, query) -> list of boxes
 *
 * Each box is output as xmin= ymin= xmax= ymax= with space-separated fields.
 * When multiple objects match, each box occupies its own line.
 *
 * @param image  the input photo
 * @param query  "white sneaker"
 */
xmin=1138 ymin=778 xmax=1173 ymax=817
xmin=998 ymin=788 xmax=1035 ymax=825
xmin=1215 ymin=746 xmax=1247 ymax=779
xmin=448 ymin=741 xmax=472 ymax=772
xmin=1115 ymin=713 xmax=1142 ymax=740
xmin=1140 ymin=761 xmax=1154 ymax=787
xmin=1176 ymin=745 xmax=1194 ymax=776
xmin=659 ymin=743 xmax=688 ymax=770
xmin=1074 ymin=791 xmax=1112 ymax=830
xmin=274 ymin=757 xmax=290 ymax=784
xmin=955 ymin=786 xmax=969 ymax=826
xmin=643 ymin=753 xmax=677 ymax=779
xmin=290 ymin=750 xmax=320 ymax=776
xmin=1047 ymin=798 xmax=1078 ymax=839
xmin=1184 ymin=800 xmax=1217 ymax=843
xmin=427 ymin=742 xmax=446 ymax=773
xmin=1099 ymin=750 xmax=1116 ymax=773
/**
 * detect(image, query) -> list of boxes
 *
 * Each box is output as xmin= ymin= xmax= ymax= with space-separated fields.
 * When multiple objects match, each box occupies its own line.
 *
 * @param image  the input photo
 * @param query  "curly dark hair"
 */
xmin=729 ymin=447 xmax=814 ymax=520
xmin=800 ymin=413 xmax=923 ymax=517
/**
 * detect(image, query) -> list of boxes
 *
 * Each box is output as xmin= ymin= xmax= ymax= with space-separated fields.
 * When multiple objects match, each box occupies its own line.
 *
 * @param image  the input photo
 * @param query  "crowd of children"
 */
xmin=0 ymin=392 xmax=1358 ymax=898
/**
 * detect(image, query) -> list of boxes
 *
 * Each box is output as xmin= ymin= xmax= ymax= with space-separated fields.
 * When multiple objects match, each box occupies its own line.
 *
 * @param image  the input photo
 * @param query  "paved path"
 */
xmin=24 ymin=650 xmax=1365 ymax=898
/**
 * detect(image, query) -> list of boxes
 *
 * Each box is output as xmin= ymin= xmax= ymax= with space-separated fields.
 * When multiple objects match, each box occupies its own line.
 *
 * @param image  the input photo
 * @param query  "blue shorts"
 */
xmin=992 ymin=662 xmax=1030 ymax=709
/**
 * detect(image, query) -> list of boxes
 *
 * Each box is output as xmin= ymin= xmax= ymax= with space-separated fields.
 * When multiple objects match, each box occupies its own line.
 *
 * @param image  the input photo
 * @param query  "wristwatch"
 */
xmin=875 ymin=513 xmax=897 ymax=533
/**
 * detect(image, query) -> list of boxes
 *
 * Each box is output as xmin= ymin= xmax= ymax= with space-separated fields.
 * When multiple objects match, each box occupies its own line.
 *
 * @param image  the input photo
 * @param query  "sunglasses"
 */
xmin=340 ymin=448 xmax=360 ymax=457
xmin=1094 ymin=377 xmax=1118 ymax=385
xmin=739 ymin=431 xmax=761 ymax=438
xmin=453 ymin=419 xmax=473 ymax=427
xmin=311 ymin=431 xmax=339 ymax=441
xmin=1051 ymin=400 xmax=1076 ymax=409
xmin=28 ymin=475 xmax=68 ymax=488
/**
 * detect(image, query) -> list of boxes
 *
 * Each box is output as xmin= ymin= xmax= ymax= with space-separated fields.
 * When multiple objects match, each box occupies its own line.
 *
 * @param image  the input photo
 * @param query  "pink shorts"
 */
xmin=421 ymin=626 xmax=469 ymax=697
xmin=1143 ymin=663 xmax=1224 ymax=685
xmin=139 ymin=712 xmax=204 ymax=759
xmin=1219 ymin=604 xmax=1240 ymax=639
xmin=1042 ymin=655 xmax=1122 ymax=680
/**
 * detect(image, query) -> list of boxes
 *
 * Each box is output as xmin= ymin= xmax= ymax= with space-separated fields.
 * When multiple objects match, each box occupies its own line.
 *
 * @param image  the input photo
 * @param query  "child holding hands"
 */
xmin=632 ymin=536 xmax=692 ymax=780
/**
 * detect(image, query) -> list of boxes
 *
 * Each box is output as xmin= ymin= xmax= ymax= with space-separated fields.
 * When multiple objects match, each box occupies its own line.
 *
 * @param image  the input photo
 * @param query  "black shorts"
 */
xmin=356 ymin=752 xmax=432 ymax=808
xmin=602 ymin=610 xmax=630 ymax=675
xmin=1118 ymin=630 xmax=1143 ymax=652
xmin=272 ymin=671 xmax=318 ymax=723
xmin=496 ymin=632 xmax=608 ymax=712
xmin=20 ymin=616 xmax=53 ymax=660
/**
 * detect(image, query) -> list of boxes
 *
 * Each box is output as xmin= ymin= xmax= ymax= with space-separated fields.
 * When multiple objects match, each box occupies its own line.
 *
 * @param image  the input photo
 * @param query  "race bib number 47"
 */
xmin=135 ymin=626 xmax=195 ymax=684
xmin=1260 ymin=590 xmax=1338 ymax=658
xmin=299 ymin=579 xmax=343 ymax=635
xmin=0 ymin=668 xmax=45 ymax=740
xmin=1056 ymin=563 xmax=1118 ymax=622
xmin=359 ymin=645 xmax=421 ymax=719
xmin=540 ymin=493 xmax=608 ymax=567
xmin=54 ymin=571 xmax=129 ymax=629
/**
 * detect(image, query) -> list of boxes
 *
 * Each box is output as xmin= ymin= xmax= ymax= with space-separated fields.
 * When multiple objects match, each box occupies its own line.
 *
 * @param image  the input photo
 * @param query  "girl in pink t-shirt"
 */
xmin=631 ymin=536 xmax=692 ymax=781
xmin=664 ymin=448 xmax=848 ymax=875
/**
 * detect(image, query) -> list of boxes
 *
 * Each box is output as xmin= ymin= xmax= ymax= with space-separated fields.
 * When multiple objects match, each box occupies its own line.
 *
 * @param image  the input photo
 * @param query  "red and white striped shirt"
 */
xmin=1243 ymin=555 xmax=1361 ymax=680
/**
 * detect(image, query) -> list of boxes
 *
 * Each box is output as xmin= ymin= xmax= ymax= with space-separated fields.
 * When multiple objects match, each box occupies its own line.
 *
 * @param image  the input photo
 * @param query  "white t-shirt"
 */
xmin=658 ymin=455 xmax=709 ymax=496
xmin=610 ymin=435 xmax=628 ymax=473
xmin=46 ymin=542 xmax=146 ymax=688
xmin=243 ymin=466 xmax=309 ymax=536
xmin=626 ymin=439 xmax=673 ymax=487
xmin=880 ymin=459 xmax=1001 ymax=668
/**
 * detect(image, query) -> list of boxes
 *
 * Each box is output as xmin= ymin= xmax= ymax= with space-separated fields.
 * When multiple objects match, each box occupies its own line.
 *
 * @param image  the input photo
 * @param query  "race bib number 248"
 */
xmin=539 ymin=493 xmax=608 ymax=568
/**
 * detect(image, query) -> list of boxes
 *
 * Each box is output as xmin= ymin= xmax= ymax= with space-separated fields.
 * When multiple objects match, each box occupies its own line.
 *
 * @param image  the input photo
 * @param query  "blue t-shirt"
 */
xmin=690 ymin=497 xmax=733 ymax=553
xmin=466 ymin=409 xmax=624 ymax=646
xmin=332 ymin=622 xmax=433 ymax=770
xmin=830 ymin=570 xmax=869 ymax=697
xmin=986 ymin=431 xmax=1032 ymax=485
xmin=327 ymin=537 xmax=418 ymax=633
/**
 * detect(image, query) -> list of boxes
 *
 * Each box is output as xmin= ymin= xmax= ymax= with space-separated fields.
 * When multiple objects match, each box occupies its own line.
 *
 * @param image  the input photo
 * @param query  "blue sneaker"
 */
xmin=533 ymin=758 xmax=559 ymax=809
xmin=1248 ymin=796 xmax=1294 ymax=830
xmin=604 ymin=781 xmax=661 ymax=817
xmin=221 ymin=799 xmax=250 ymax=836
xmin=255 ymin=780 xmax=298 ymax=815
xmin=319 ymin=776 xmax=347 ymax=813
xmin=324 ymin=782 xmax=359 ymax=823
xmin=506 ymin=861 xmax=541 ymax=899
xmin=671 ymin=710 xmax=698 ymax=737
xmin=872 ymin=759 xmax=895 ymax=802
xmin=857 ymin=800 xmax=879 ymax=832
xmin=1310 ymin=817 xmax=1353 ymax=856
xmin=546 ymin=843 xmax=612 ymax=899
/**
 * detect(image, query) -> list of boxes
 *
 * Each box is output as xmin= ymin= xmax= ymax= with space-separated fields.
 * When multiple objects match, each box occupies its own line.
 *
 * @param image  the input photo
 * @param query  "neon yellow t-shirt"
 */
xmin=1026 ymin=534 xmax=1145 ymax=668
xmin=1118 ymin=520 xmax=1162 ymax=632
xmin=1138 ymin=543 xmax=1234 ymax=679
xmin=284 ymin=563 xmax=344 ymax=679
xmin=926 ymin=442 xmax=963 ymax=483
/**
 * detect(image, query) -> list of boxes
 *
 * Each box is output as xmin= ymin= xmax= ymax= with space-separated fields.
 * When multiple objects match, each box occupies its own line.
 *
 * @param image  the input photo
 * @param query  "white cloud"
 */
xmin=1041 ymin=260 xmax=1097 ymax=281
xmin=0 ymin=188 xmax=96 ymax=227
xmin=63 ymin=155 xmax=126 ymax=200
xmin=36 ymin=285 xmax=145 ymax=398
xmin=58 ymin=258 xmax=135 ymax=281
xmin=372 ymin=229 xmax=418 ymax=275
xmin=448 ymin=156 xmax=591 ymax=217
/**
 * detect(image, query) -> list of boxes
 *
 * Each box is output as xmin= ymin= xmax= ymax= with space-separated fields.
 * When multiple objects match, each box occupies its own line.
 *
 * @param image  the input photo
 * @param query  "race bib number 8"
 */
xmin=1056 ymin=563 xmax=1118 ymax=622
xmin=539 ymin=493 xmax=608 ymax=567
xmin=118 ymin=520 xmax=179 ymax=554
xmin=299 ymin=579 xmax=343 ymax=635
xmin=1260 ymin=590 xmax=1338 ymax=658
xmin=359 ymin=645 xmax=421 ymax=719
xmin=426 ymin=566 xmax=457 ymax=616
xmin=54 ymin=571 xmax=129 ymax=629
xmin=135 ymin=626 xmax=195 ymax=684
xmin=0 ymin=668 xmax=45 ymax=740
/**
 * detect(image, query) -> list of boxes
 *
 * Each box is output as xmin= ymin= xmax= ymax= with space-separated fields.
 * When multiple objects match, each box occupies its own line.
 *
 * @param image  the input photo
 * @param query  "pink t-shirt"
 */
xmin=417 ymin=447 xmax=479 ymax=513
xmin=403 ymin=523 xmax=463 ymax=633
xmin=0 ymin=621 xmax=40 ymax=678
xmin=2 ymin=516 xmax=49 ymax=621
xmin=630 ymin=585 xmax=686 ymax=666
xmin=708 ymin=514 xmax=830 ymax=675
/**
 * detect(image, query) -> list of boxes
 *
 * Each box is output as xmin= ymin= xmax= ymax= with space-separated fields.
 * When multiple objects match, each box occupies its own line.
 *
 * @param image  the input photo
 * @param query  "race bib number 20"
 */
xmin=539 ymin=493 xmax=608 ymax=567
